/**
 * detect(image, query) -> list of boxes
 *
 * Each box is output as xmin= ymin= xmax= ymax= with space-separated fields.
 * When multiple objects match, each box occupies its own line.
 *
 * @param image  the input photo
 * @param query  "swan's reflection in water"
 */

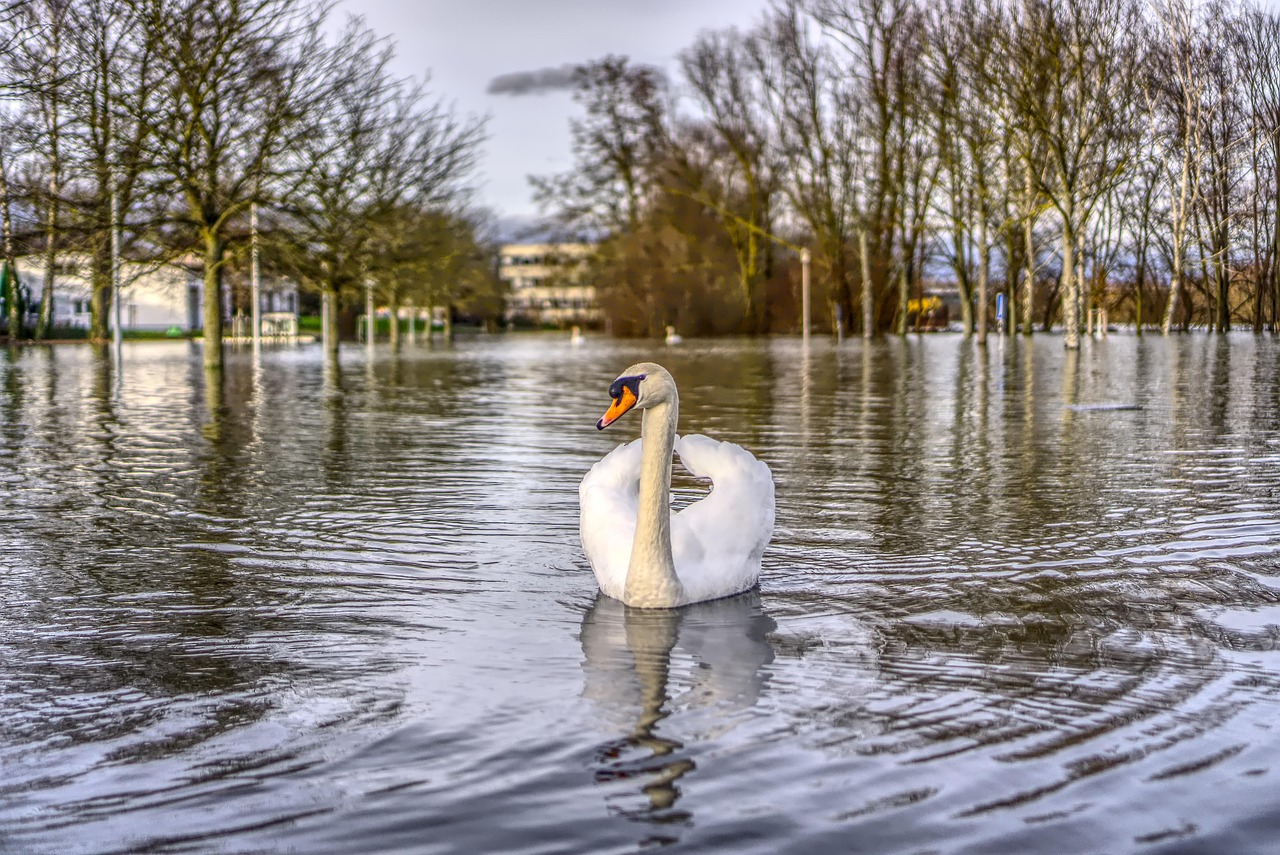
xmin=579 ymin=591 xmax=776 ymax=825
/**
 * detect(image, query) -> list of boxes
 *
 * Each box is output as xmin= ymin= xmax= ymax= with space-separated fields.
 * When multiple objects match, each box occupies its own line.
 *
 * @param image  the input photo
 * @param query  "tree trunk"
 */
xmin=90 ymin=248 xmax=110 ymax=341
xmin=859 ymin=228 xmax=873 ymax=338
xmin=1003 ymin=228 xmax=1017 ymax=338
xmin=1134 ymin=247 xmax=1146 ymax=336
xmin=201 ymin=229 xmax=225 ymax=371
xmin=1272 ymin=177 xmax=1280 ymax=331
xmin=1216 ymin=226 xmax=1230 ymax=333
xmin=1022 ymin=159 xmax=1035 ymax=337
xmin=322 ymin=286 xmax=340 ymax=359
xmin=0 ymin=144 xmax=19 ymax=341
xmin=953 ymin=226 xmax=974 ymax=335
xmin=1062 ymin=220 xmax=1079 ymax=349
xmin=976 ymin=211 xmax=990 ymax=345
xmin=896 ymin=252 xmax=909 ymax=336
xmin=36 ymin=175 xmax=58 ymax=341
xmin=1162 ymin=265 xmax=1180 ymax=335
xmin=388 ymin=291 xmax=401 ymax=351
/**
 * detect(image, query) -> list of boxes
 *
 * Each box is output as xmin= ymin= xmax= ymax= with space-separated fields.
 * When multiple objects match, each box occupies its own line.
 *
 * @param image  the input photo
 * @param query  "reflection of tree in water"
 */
xmin=2 ymin=352 xmax=340 ymax=781
xmin=579 ymin=592 xmax=775 ymax=831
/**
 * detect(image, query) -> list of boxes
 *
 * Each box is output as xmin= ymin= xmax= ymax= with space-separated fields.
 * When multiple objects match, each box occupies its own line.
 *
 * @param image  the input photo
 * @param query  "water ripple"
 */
xmin=2 ymin=337 xmax=1280 ymax=852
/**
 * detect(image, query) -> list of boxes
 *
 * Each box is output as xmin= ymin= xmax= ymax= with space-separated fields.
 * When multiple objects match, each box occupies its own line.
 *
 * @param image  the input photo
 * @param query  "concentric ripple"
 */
xmin=1 ymin=335 xmax=1279 ymax=854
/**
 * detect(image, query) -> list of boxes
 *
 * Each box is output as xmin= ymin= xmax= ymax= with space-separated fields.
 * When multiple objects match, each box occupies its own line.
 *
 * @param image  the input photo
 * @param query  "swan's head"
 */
xmin=596 ymin=362 xmax=674 ymax=430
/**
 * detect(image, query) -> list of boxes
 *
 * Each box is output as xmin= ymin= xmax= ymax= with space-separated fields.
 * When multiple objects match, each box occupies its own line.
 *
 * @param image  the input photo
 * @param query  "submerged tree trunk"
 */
xmin=90 ymin=248 xmax=110 ymax=341
xmin=201 ymin=230 xmax=224 ymax=371
xmin=388 ymin=291 xmax=401 ymax=351
xmin=1022 ymin=159 xmax=1035 ymax=336
xmin=323 ymin=285 xmax=340 ymax=359
xmin=952 ymin=224 xmax=974 ymax=335
xmin=1062 ymin=219 xmax=1080 ymax=349
xmin=1134 ymin=252 xmax=1146 ymax=336
xmin=1273 ymin=174 xmax=1280 ymax=331
xmin=0 ymin=143 xmax=20 ymax=341
xmin=859 ymin=228 xmax=873 ymax=338
xmin=896 ymin=261 xmax=909 ymax=336
xmin=1216 ymin=224 xmax=1231 ymax=333
xmin=1162 ymin=269 xmax=1180 ymax=334
xmin=976 ymin=211 xmax=990 ymax=344
xmin=37 ymin=175 xmax=59 ymax=341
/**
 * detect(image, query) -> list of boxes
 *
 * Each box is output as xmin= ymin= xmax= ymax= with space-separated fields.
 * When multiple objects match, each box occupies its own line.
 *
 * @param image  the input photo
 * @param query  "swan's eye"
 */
xmin=608 ymin=374 xmax=645 ymax=401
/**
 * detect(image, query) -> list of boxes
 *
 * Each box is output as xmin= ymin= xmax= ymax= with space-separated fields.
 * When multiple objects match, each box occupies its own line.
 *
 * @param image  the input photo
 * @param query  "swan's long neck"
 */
xmin=624 ymin=394 xmax=685 ymax=608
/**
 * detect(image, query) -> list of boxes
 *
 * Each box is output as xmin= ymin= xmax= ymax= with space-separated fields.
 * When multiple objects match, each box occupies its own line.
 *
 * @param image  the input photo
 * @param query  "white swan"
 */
xmin=579 ymin=362 xmax=775 ymax=608
xmin=664 ymin=326 xmax=683 ymax=344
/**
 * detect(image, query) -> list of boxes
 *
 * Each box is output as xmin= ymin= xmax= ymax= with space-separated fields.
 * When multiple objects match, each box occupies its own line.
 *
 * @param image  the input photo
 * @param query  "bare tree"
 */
xmin=749 ymin=1 xmax=861 ymax=335
xmin=532 ymin=56 xmax=668 ymax=237
xmin=1188 ymin=1 xmax=1247 ymax=332
xmin=65 ymin=0 xmax=168 ymax=342
xmin=9 ymin=0 xmax=75 ymax=340
xmin=1238 ymin=6 xmax=1280 ymax=331
xmin=277 ymin=17 xmax=483 ymax=359
xmin=928 ymin=0 xmax=978 ymax=335
xmin=0 ymin=123 xmax=21 ymax=339
xmin=0 ymin=0 xmax=36 ymax=339
xmin=680 ymin=28 xmax=780 ymax=331
xmin=1008 ymin=0 xmax=1141 ymax=347
xmin=133 ymin=0 xmax=326 ymax=370
xmin=812 ymin=0 xmax=923 ymax=336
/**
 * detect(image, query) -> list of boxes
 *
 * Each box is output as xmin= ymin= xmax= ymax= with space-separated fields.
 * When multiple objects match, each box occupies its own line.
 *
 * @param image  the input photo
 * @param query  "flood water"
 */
xmin=2 ymin=334 xmax=1280 ymax=854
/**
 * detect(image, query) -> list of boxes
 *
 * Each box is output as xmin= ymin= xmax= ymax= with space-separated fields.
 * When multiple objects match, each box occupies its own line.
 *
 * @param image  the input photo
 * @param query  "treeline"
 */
xmin=0 ymin=0 xmax=494 ymax=368
xmin=538 ymin=0 xmax=1280 ymax=345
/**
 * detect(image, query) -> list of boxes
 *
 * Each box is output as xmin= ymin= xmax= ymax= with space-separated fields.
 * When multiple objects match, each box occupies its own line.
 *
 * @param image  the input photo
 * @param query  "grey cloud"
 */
xmin=486 ymin=65 xmax=580 ymax=96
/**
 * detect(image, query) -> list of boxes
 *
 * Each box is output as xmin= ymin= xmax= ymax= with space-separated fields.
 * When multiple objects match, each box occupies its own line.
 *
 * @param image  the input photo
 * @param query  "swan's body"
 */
xmin=665 ymin=326 xmax=683 ymax=344
xmin=579 ymin=363 xmax=774 ymax=608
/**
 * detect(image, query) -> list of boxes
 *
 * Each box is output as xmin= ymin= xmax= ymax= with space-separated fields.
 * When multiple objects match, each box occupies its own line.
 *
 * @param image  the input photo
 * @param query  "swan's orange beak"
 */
xmin=597 ymin=386 xmax=637 ymax=430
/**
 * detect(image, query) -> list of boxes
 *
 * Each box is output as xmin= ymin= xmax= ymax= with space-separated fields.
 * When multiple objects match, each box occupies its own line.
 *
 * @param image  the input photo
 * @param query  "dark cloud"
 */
xmin=486 ymin=65 xmax=580 ymax=96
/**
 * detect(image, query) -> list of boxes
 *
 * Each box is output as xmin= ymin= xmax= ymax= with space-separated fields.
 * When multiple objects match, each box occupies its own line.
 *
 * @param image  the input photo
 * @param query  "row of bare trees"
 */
xmin=538 ymin=0 xmax=1280 ymax=345
xmin=0 ymin=0 xmax=491 ymax=369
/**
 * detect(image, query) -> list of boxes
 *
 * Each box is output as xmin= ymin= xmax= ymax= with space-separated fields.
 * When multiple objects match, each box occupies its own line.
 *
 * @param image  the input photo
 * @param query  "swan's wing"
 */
xmin=579 ymin=438 xmax=643 ymax=600
xmin=671 ymin=434 xmax=776 ymax=603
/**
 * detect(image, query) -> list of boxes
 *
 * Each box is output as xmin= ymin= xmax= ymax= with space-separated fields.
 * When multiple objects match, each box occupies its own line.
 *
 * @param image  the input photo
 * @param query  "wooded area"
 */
xmin=4 ymin=0 xmax=1280 ymax=356
xmin=0 ymin=0 xmax=493 ymax=369
xmin=538 ymin=0 xmax=1280 ymax=346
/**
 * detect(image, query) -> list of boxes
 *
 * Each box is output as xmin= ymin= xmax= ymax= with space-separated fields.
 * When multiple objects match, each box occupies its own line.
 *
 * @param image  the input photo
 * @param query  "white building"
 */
xmin=12 ymin=254 xmax=297 ymax=333
xmin=498 ymin=242 xmax=600 ymax=328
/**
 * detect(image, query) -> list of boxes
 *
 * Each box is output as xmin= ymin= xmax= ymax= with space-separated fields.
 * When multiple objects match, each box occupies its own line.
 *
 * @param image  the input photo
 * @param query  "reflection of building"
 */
xmin=499 ymin=242 xmax=600 ymax=328
xmin=13 ymin=254 xmax=297 ymax=332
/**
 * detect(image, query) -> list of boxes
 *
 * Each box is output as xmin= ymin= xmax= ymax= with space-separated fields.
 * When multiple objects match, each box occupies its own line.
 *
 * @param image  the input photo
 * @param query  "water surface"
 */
xmin=2 ymin=334 xmax=1279 ymax=853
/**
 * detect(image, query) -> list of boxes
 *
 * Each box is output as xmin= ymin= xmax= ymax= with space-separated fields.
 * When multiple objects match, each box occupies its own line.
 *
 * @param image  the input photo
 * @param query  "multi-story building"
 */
xmin=498 ymin=242 xmax=600 ymax=328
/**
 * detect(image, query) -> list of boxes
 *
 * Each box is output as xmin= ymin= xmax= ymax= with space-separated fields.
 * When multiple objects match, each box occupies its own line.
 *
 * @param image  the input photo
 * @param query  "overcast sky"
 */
xmin=336 ymin=0 xmax=773 ymax=229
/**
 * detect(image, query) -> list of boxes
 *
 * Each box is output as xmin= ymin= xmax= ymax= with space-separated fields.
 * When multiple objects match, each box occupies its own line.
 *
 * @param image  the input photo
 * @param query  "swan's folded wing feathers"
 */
xmin=579 ymin=439 xmax=643 ymax=600
xmin=672 ymin=434 xmax=776 ymax=601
